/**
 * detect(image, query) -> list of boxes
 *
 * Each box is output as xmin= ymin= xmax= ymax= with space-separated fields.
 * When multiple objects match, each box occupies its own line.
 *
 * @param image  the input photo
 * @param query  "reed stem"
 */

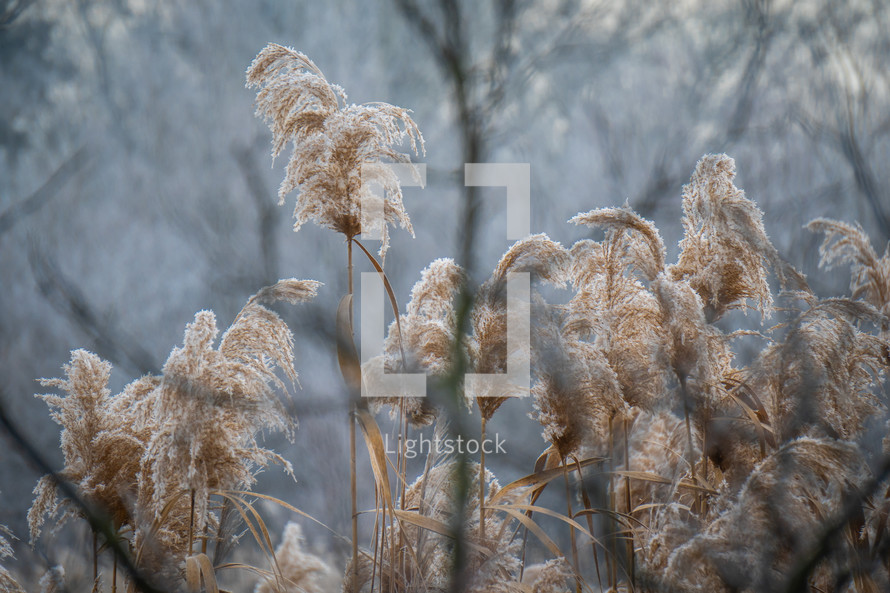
xmin=563 ymin=462 xmax=581 ymax=593
xmin=479 ymin=415 xmax=487 ymax=541
xmin=188 ymin=488 xmax=196 ymax=557
xmin=624 ymin=417 xmax=635 ymax=589
xmin=348 ymin=238 xmax=359 ymax=592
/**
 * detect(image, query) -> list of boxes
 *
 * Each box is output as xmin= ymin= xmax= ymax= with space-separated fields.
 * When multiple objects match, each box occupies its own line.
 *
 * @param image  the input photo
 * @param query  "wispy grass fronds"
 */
xmin=17 ymin=39 xmax=890 ymax=593
xmin=367 ymin=258 xmax=464 ymax=425
xmin=571 ymin=205 xmax=666 ymax=282
xmin=808 ymin=218 xmax=890 ymax=318
xmin=29 ymin=349 xmax=144 ymax=542
xmin=142 ymin=289 xmax=315 ymax=559
xmin=671 ymin=153 xmax=807 ymax=321
xmin=651 ymin=275 xmax=738 ymax=421
xmin=250 ymin=278 xmax=324 ymax=307
xmin=520 ymin=558 xmax=573 ymax=593
xmin=566 ymin=228 xmax=665 ymax=411
xmin=247 ymin=43 xmax=424 ymax=258
xmin=531 ymin=304 xmax=625 ymax=460
xmin=143 ymin=307 xmax=290 ymax=531
xmin=365 ymin=458 xmax=527 ymax=593
xmin=0 ymin=519 xmax=24 ymax=593
xmin=615 ymin=410 xmax=698 ymax=525
xmin=662 ymin=438 xmax=875 ymax=593
xmin=28 ymin=279 xmax=319 ymax=585
xmin=755 ymin=297 xmax=888 ymax=443
xmin=469 ymin=234 xmax=569 ymax=421
xmin=254 ymin=522 xmax=337 ymax=593
xmin=37 ymin=566 xmax=64 ymax=593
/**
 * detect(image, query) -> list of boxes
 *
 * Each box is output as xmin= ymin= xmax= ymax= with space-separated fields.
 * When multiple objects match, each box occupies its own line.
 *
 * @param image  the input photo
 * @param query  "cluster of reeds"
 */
xmin=3 ymin=44 xmax=889 ymax=593
xmin=18 ymin=280 xmax=326 ymax=592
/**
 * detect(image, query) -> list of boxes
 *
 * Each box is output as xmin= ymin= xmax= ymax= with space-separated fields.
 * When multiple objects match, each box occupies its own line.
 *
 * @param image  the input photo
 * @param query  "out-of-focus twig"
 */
xmin=27 ymin=241 xmax=159 ymax=376
xmin=0 ymin=147 xmax=90 ymax=237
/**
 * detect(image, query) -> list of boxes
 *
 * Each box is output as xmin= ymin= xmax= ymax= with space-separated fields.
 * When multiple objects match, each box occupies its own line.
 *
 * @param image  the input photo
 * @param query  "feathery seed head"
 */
xmin=531 ymin=304 xmax=626 ymax=459
xmin=663 ymin=438 xmax=871 ymax=592
xmin=808 ymin=218 xmax=890 ymax=319
xmin=571 ymin=206 xmax=666 ymax=282
xmin=29 ymin=350 xmax=147 ymax=541
xmin=755 ymin=298 xmax=887 ymax=443
xmin=255 ymin=522 xmax=336 ymax=593
xmin=470 ymin=235 xmax=569 ymax=421
xmin=671 ymin=153 xmax=807 ymax=321
xmin=1 ymin=513 xmax=24 ymax=593
xmin=247 ymin=44 xmax=424 ymax=258
xmin=568 ymin=234 xmax=667 ymax=410
xmin=368 ymin=258 xmax=464 ymax=425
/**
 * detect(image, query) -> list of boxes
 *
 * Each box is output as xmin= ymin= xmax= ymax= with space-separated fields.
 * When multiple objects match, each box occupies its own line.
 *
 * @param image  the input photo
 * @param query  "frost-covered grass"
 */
xmin=3 ymin=44 xmax=890 ymax=593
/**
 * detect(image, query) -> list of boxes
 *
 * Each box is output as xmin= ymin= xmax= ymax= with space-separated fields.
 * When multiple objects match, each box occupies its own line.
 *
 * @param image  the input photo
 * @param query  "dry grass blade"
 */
xmin=337 ymin=294 xmax=362 ymax=398
xmin=185 ymin=554 xmax=219 ymax=593
xmin=390 ymin=509 xmax=491 ymax=556
xmin=134 ymin=488 xmax=191 ymax=565
xmin=353 ymin=238 xmax=408 ymax=364
xmin=631 ymin=503 xmax=690 ymax=514
xmin=214 ymin=562 xmax=274 ymax=577
xmin=212 ymin=492 xmax=283 ymax=591
xmin=726 ymin=391 xmax=774 ymax=456
xmin=218 ymin=491 xmax=344 ymax=542
xmin=496 ymin=506 xmax=564 ymax=561
xmin=186 ymin=555 xmax=200 ymax=593
xmin=356 ymin=408 xmax=394 ymax=505
xmin=572 ymin=508 xmax=650 ymax=534
xmin=611 ymin=470 xmax=716 ymax=495
xmin=488 ymin=457 xmax=605 ymax=505
xmin=487 ymin=504 xmax=602 ymax=547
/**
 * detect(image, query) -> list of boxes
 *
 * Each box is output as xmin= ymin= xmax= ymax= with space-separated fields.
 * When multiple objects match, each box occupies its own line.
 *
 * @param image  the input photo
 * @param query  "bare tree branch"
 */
xmin=232 ymin=141 xmax=278 ymax=286
xmin=27 ymin=241 xmax=159 ymax=376
xmin=0 ymin=147 xmax=90 ymax=237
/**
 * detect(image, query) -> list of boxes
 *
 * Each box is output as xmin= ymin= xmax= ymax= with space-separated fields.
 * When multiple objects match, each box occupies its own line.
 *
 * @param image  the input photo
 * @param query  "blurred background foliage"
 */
xmin=2 ymin=0 xmax=889 ymax=582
